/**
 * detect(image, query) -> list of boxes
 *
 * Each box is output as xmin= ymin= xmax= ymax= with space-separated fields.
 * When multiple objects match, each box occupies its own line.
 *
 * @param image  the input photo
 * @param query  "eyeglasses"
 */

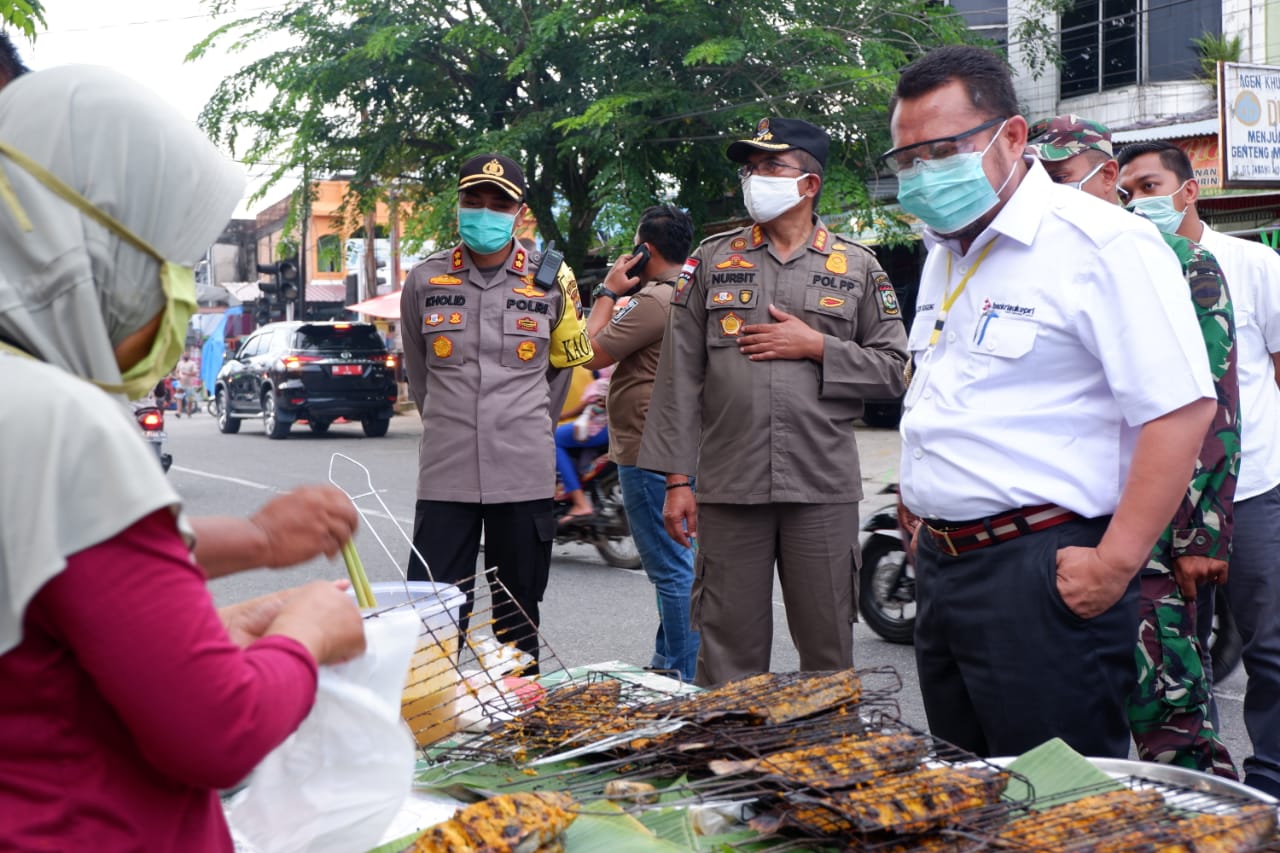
xmin=879 ymin=116 xmax=1009 ymax=175
xmin=738 ymin=159 xmax=808 ymax=180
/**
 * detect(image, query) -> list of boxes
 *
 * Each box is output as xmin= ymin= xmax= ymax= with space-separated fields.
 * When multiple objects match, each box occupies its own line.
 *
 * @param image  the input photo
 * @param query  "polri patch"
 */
xmin=432 ymin=336 xmax=453 ymax=358
xmin=429 ymin=273 xmax=462 ymax=286
xmin=516 ymin=340 xmax=537 ymax=361
xmin=512 ymin=280 xmax=547 ymax=298
xmin=715 ymin=254 xmax=756 ymax=270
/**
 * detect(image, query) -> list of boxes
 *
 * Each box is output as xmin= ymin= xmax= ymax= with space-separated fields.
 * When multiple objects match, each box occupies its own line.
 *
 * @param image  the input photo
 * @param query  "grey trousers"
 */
xmin=692 ymin=502 xmax=858 ymax=687
xmin=1223 ymin=482 xmax=1280 ymax=797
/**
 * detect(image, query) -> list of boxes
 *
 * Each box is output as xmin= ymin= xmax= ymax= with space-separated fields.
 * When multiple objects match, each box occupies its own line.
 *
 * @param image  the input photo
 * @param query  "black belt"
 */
xmin=924 ymin=504 xmax=1080 ymax=557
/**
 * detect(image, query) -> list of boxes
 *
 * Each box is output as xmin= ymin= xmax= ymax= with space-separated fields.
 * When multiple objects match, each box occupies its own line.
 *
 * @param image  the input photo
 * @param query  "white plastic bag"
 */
xmin=227 ymin=609 xmax=420 ymax=853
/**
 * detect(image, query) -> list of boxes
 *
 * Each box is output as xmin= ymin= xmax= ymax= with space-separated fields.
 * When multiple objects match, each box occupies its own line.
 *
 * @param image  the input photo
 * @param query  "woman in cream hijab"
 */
xmin=0 ymin=66 xmax=365 ymax=850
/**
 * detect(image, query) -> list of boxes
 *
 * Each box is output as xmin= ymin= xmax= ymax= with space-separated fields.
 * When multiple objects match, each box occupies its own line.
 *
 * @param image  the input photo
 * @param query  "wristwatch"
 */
xmin=591 ymin=283 xmax=619 ymax=301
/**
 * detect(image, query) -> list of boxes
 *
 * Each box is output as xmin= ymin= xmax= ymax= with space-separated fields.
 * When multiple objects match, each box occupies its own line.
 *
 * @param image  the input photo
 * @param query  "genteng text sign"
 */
xmin=1221 ymin=61 xmax=1280 ymax=188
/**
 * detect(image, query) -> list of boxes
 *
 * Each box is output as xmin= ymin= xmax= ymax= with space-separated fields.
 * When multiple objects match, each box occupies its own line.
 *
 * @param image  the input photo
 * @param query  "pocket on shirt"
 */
xmin=501 ymin=310 xmax=552 ymax=368
xmin=704 ymin=290 xmax=755 ymax=348
xmin=803 ymin=286 xmax=858 ymax=335
xmin=962 ymin=315 xmax=1038 ymax=380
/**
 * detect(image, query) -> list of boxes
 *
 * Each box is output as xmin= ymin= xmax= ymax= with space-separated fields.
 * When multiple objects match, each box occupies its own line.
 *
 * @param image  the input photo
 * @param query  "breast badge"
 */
xmin=819 ymin=295 xmax=846 ymax=309
xmin=516 ymin=316 xmax=539 ymax=332
xmin=425 ymin=312 xmax=444 ymax=327
xmin=449 ymin=311 xmax=463 ymax=325
xmin=730 ymin=237 xmax=747 ymax=250
xmin=512 ymin=278 xmax=547 ymax=298
xmin=826 ymin=252 xmax=847 ymax=275
xmin=719 ymin=311 xmax=744 ymax=337
xmin=739 ymin=289 xmax=756 ymax=305
xmin=429 ymin=274 xmax=463 ymax=286
xmin=432 ymin=336 xmax=453 ymax=358
xmin=714 ymin=254 xmax=756 ymax=270
xmin=711 ymin=290 xmax=734 ymax=305
xmin=516 ymin=340 xmax=537 ymax=361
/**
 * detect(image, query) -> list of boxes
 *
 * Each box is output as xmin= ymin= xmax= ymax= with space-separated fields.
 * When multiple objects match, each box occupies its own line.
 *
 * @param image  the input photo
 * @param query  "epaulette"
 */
xmin=831 ymin=234 xmax=878 ymax=259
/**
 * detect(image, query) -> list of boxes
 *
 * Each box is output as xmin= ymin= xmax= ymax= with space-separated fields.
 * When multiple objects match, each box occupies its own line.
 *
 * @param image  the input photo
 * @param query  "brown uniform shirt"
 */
xmin=637 ymin=220 xmax=908 ymax=504
xmin=401 ymin=242 xmax=592 ymax=503
xmin=595 ymin=280 xmax=675 ymax=467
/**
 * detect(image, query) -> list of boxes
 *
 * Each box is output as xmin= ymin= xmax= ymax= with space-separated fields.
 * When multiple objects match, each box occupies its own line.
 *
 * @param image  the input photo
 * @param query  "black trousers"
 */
xmin=914 ymin=515 xmax=1139 ymax=758
xmin=408 ymin=499 xmax=555 ymax=667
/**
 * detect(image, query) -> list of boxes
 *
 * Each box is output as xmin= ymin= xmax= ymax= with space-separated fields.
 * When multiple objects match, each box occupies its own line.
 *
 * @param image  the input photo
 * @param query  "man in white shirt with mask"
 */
xmin=1118 ymin=140 xmax=1280 ymax=798
xmin=889 ymin=45 xmax=1216 ymax=759
xmin=640 ymin=117 xmax=908 ymax=685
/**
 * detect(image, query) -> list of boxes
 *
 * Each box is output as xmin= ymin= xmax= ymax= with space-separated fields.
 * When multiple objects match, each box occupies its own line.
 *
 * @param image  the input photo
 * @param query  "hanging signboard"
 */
xmin=1220 ymin=61 xmax=1280 ymax=188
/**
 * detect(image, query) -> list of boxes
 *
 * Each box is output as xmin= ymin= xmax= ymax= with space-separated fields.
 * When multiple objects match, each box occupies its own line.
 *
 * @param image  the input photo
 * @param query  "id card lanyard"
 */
xmin=903 ymin=237 xmax=997 ymax=402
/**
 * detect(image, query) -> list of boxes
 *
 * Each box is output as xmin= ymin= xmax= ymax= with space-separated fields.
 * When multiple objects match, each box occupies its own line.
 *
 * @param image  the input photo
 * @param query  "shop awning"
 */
xmin=346 ymin=290 xmax=401 ymax=319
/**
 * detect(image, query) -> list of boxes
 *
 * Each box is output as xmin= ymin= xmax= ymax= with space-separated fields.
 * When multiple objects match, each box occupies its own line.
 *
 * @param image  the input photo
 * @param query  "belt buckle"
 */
xmin=931 ymin=526 xmax=960 ymax=557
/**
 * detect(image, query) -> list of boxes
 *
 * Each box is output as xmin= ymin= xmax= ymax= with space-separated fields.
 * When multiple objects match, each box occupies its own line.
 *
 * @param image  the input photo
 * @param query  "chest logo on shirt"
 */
xmin=516 ymin=316 xmax=539 ymax=332
xmin=819 ymin=295 xmax=846 ymax=309
xmin=429 ymin=274 xmax=463 ymax=286
xmin=432 ymin=336 xmax=453 ymax=358
xmin=516 ymin=340 xmax=537 ymax=361
xmin=826 ymin=252 xmax=847 ymax=275
xmin=425 ymin=312 xmax=445 ymax=327
xmin=730 ymin=237 xmax=747 ymax=250
xmin=711 ymin=290 xmax=734 ymax=305
xmin=719 ymin=311 xmax=744 ymax=337
xmin=739 ymin=289 xmax=756 ymax=305
xmin=979 ymin=296 xmax=1036 ymax=317
xmin=715 ymin=254 xmax=756 ymax=270
xmin=512 ymin=280 xmax=547 ymax=298
xmin=449 ymin=311 xmax=463 ymax=325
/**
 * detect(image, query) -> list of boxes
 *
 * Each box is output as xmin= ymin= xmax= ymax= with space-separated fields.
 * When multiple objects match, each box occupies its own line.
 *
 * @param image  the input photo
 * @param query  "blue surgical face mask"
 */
xmin=895 ymin=121 xmax=1013 ymax=235
xmin=457 ymin=206 xmax=517 ymax=254
xmin=1125 ymin=181 xmax=1189 ymax=235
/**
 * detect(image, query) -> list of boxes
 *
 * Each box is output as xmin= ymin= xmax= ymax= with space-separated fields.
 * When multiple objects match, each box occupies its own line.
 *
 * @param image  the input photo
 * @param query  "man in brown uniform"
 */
xmin=400 ymin=153 xmax=592 ymax=664
xmin=579 ymin=205 xmax=700 ymax=680
xmin=638 ymin=118 xmax=909 ymax=685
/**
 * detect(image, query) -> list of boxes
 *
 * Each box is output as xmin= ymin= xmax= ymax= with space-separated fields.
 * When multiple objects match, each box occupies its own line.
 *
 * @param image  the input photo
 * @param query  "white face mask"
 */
xmin=742 ymin=174 xmax=810 ymax=223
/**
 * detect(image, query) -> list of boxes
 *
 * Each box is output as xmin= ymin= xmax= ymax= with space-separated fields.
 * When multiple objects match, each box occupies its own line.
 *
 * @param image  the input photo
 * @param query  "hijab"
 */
xmin=0 ymin=66 xmax=245 ymax=655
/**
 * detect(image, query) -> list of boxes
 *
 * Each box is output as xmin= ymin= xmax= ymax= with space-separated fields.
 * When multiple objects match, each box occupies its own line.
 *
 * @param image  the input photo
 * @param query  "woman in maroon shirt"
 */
xmin=0 ymin=66 xmax=366 ymax=850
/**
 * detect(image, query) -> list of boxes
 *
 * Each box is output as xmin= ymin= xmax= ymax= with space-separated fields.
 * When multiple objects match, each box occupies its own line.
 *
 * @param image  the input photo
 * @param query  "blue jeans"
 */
xmin=554 ymin=422 xmax=608 ymax=494
xmin=617 ymin=464 xmax=699 ymax=681
xmin=1223 ymin=481 xmax=1280 ymax=797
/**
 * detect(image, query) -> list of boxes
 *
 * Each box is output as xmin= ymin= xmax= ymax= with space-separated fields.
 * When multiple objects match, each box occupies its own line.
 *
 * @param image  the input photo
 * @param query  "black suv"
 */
xmin=215 ymin=321 xmax=398 ymax=439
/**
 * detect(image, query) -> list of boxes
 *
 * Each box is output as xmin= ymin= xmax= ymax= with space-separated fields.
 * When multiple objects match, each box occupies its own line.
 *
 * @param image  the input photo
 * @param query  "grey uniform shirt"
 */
xmin=638 ymin=219 xmax=909 ymax=504
xmin=401 ymin=242 xmax=592 ymax=503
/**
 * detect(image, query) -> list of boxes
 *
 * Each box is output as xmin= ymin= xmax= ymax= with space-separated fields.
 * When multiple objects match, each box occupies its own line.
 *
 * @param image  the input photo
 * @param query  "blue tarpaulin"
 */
xmin=200 ymin=305 xmax=241 ymax=393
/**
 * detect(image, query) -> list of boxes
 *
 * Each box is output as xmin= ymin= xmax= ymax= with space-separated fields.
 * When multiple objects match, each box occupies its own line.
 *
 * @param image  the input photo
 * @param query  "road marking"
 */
xmin=171 ymin=466 xmax=273 ymax=491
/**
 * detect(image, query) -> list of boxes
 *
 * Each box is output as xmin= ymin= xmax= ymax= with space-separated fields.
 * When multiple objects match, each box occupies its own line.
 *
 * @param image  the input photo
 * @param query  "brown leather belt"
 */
xmin=924 ymin=503 xmax=1080 ymax=557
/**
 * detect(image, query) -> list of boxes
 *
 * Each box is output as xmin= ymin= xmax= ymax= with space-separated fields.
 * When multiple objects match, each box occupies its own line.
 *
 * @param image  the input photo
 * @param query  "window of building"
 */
xmin=316 ymin=234 xmax=343 ymax=273
xmin=1059 ymin=0 xmax=1220 ymax=98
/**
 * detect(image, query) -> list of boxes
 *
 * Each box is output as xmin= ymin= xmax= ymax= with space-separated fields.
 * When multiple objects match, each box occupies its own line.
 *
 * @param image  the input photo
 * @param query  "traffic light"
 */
xmin=254 ymin=300 xmax=271 ymax=326
xmin=278 ymin=258 xmax=300 ymax=301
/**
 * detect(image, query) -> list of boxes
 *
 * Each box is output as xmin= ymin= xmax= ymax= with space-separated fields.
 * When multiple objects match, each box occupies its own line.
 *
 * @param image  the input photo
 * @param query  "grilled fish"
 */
xmin=708 ymin=731 xmax=931 ymax=787
xmin=813 ymin=765 xmax=1008 ymax=833
xmin=1074 ymin=802 xmax=1277 ymax=853
xmin=996 ymin=788 xmax=1167 ymax=847
xmin=411 ymin=791 xmax=577 ymax=853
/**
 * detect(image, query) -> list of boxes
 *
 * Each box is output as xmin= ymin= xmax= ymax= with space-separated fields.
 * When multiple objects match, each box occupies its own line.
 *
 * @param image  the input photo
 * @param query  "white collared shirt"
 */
xmin=899 ymin=161 xmax=1214 ymax=521
xmin=1197 ymin=223 xmax=1280 ymax=499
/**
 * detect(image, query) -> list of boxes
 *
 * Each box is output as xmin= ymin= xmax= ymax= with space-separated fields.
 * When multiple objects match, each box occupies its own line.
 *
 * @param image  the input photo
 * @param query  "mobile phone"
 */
xmin=627 ymin=244 xmax=651 ymax=285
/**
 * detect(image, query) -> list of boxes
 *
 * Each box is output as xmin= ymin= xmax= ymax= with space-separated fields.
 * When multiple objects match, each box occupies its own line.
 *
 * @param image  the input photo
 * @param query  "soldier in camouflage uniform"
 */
xmin=1030 ymin=116 xmax=1240 ymax=778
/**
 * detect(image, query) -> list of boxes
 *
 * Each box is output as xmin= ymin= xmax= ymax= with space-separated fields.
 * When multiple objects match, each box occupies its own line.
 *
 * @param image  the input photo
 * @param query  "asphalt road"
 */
xmin=166 ymin=407 xmax=1253 ymax=771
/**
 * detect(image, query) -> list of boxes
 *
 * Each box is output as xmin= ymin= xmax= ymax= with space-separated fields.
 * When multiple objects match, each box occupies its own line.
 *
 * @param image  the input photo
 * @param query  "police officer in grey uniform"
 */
xmin=638 ymin=118 xmax=909 ymax=686
xmin=400 ymin=153 xmax=592 ymax=665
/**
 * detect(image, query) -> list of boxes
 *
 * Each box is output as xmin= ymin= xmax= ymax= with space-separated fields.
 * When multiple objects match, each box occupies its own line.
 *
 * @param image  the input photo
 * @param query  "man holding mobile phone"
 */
xmin=639 ymin=119 xmax=910 ymax=685
xmin=577 ymin=205 xmax=700 ymax=681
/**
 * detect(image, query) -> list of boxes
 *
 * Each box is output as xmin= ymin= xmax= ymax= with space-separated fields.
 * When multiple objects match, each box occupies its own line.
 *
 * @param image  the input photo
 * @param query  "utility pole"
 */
xmin=389 ymin=186 xmax=401 ymax=291
xmin=298 ymin=173 xmax=310 ymax=321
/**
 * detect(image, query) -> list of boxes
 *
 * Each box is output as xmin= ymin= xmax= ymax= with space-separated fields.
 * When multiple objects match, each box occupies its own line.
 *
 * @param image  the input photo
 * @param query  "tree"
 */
xmin=193 ymin=0 xmax=998 ymax=270
xmin=1 ymin=0 xmax=44 ymax=41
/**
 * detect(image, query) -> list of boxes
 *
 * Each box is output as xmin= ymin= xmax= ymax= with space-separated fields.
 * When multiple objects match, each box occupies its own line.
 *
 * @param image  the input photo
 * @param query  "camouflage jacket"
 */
xmin=1149 ymin=234 xmax=1240 ymax=569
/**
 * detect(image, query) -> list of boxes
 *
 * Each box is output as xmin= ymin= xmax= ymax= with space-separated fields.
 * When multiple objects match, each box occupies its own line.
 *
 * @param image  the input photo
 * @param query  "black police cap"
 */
xmin=457 ymin=153 xmax=526 ymax=202
xmin=726 ymin=118 xmax=830 ymax=169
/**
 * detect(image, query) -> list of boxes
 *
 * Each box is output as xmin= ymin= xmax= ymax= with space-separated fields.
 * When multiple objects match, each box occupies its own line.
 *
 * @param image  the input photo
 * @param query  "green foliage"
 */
xmin=193 ymin=0 xmax=1043 ymax=268
xmin=2 ymin=0 xmax=45 ymax=40
xmin=1191 ymin=31 xmax=1243 ymax=85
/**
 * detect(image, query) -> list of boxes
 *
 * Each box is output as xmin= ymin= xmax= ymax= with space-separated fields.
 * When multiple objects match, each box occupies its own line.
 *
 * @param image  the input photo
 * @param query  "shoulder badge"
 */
xmin=512 ymin=247 xmax=528 ymax=273
xmin=810 ymin=227 xmax=829 ymax=252
xmin=750 ymin=225 xmax=764 ymax=247
xmin=429 ymin=273 xmax=463 ymax=286
xmin=672 ymin=257 xmax=699 ymax=307
xmin=451 ymin=247 xmax=465 ymax=271
xmin=874 ymin=274 xmax=900 ymax=316
xmin=730 ymin=236 xmax=748 ymax=250
xmin=611 ymin=300 xmax=639 ymax=324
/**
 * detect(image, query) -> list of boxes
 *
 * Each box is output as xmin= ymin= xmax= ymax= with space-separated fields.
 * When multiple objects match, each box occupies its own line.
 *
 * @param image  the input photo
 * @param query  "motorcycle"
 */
xmin=133 ymin=402 xmax=172 ymax=473
xmin=855 ymin=483 xmax=1245 ymax=684
xmin=553 ymin=447 xmax=641 ymax=569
